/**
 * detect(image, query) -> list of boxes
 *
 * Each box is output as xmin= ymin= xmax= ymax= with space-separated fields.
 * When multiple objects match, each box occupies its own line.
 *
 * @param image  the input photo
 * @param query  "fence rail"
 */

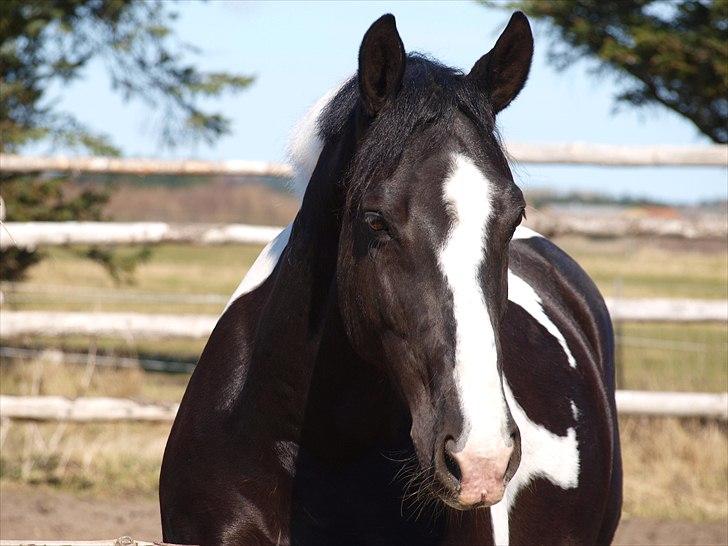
xmin=2 ymin=146 xmax=727 ymax=173
xmin=0 ymin=537 xmax=166 ymax=546
xmin=2 ymin=391 xmax=725 ymax=422
xmin=2 ymin=214 xmax=726 ymax=251
xmin=0 ymin=301 xmax=724 ymax=340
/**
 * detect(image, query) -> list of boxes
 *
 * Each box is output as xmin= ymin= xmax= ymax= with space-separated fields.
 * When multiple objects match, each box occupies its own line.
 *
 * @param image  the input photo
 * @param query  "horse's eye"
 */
xmin=364 ymin=211 xmax=388 ymax=233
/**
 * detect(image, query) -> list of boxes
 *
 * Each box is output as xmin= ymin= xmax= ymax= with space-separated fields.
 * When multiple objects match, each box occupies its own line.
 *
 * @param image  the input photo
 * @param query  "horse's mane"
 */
xmin=285 ymin=54 xmax=497 ymax=204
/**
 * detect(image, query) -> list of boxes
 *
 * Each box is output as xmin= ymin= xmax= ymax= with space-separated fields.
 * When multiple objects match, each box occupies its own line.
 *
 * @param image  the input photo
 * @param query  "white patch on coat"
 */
xmin=223 ymin=224 xmax=292 ymax=312
xmin=490 ymin=381 xmax=580 ymax=545
xmin=571 ymin=400 xmax=580 ymax=420
xmin=490 ymin=271 xmax=582 ymax=545
xmin=507 ymin=271 xmax=577 ymax=368
xmin=512 ymin=225 xmax=543 ymax=240
xmin=439 ymin=154 xmax=511 ymax=452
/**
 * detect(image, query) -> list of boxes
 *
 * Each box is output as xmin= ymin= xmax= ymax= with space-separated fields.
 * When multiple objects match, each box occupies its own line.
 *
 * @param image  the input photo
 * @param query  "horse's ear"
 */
xmin=358 ymin=14 xmax=405 ymax=116
xmin=468 ymin=11 xmax=533 ymax=114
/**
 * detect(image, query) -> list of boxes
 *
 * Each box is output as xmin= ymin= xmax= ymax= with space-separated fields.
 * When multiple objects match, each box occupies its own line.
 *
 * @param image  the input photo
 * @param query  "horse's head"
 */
xmin=335 ymin=13 xmax=533 ymax=510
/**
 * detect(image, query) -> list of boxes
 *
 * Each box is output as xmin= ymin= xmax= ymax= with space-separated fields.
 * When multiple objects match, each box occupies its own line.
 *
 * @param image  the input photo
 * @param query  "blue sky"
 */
xmin=47 ymin=1 xmax=726 ymax=204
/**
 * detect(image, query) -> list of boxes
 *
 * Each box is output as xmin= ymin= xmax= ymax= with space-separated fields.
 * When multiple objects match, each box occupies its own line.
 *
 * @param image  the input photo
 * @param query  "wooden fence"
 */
xmin=1 ymin=297 xmax=725 ymax=340
xmin=2 ymin=145 xmax=726 ymax=174
xmin=2 ymin=213 xmax=726 ymax=250
xmin=1 ymin=149 xmax=726 ymax=425
xmin=2 ymin=391 xmax=725 ymax=422
xmin=0 ymin=537 xmax=168 ymax=546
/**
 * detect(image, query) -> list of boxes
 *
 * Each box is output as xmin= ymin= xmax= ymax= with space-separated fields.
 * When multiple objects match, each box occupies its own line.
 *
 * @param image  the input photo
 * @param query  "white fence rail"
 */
xmin=0 ymin=300 xmax=724 ymax=340
xmin=2 ymin=146 xmax=727 ymax=173
xmin=0 ymin=311 xmax=217 ymax=339
xmin=604 ymin=298 xmax=728 ymax=322
xmin=615 ymin=390 xmax=728 ymax=420
xmin=0 ymin=222 xmax=283 ymax=249
xmin=0 ymin=395 xmax=178 ymax=423
xmin=2 ymin=215 xmax=726 ymax=250
xmin=2 ymin=391 xmax=725 ymax=422
xmin=0 ymin=538 xmax=161 ymax=546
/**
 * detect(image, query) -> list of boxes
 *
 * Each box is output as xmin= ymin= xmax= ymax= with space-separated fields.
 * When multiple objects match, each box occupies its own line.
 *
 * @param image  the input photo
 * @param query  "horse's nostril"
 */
xmin=443 ymin=437 xmax=462 ymax=484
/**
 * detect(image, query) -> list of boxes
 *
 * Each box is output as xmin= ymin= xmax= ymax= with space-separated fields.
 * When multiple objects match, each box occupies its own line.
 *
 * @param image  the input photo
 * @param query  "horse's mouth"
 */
xmin=438 ymin=492 xmax=494 ymax=511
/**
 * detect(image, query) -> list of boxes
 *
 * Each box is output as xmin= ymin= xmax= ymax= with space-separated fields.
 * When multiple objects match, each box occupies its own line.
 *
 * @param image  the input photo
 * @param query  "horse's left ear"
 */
xmin=468 ymin=11 xmax=533 ymax=114
xmin=358 ymin=14 xmax=406 ymax=116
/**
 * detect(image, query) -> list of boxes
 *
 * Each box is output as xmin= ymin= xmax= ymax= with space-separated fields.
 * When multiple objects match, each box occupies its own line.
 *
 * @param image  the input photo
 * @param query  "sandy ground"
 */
xmin=1 ymin=483 xmax=726 ymax=545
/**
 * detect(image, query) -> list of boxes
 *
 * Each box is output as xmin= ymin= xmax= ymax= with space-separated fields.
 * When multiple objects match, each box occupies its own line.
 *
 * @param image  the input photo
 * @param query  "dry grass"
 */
xmin=0 ymin=358 xmax=189 ymax=403
xmin=1 ymin=414 xmax=726 ymax=522
xmin=557 ymin=236 xmax=728 ymax=299
xmin=620 ymin=416 xmax=728 ymax=521
xmin=617 ymin=322 xmax=727 ymax=392
xmin=1 ymin=236 xmax=726 ymax=521
xmin=0 ymin=421 xmax=169 ymax=496
xmin=1 ymin=358 xmax=727 ymax=522
xmin=104 ymin=179 xmax=299 ymax=225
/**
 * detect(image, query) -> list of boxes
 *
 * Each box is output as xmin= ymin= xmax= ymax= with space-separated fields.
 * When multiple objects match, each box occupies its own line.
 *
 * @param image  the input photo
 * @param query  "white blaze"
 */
xmin=439 ymin=154 xmax=510 ymax=453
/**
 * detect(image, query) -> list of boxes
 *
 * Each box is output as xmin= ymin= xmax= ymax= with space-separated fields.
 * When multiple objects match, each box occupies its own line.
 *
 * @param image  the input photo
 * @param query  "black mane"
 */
xmin=319 ymin=54 xmax=499 ymax=206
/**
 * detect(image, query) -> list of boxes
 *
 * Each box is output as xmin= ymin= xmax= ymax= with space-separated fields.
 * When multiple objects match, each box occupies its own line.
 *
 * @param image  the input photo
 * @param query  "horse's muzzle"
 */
xmin=436 ymin=432 xmax=521 ymax=509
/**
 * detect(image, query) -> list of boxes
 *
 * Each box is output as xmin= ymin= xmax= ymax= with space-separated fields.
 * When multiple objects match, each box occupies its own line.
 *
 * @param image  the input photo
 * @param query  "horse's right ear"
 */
xmin=358 ymin=14 xmax=405 ymax=116
xmin=467 ymin=11 xmax=533 ymax=114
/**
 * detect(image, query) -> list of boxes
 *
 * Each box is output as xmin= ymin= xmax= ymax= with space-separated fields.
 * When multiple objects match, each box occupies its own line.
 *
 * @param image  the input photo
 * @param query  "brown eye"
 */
xmin=364 ymin=211 xmax=388 ymax=233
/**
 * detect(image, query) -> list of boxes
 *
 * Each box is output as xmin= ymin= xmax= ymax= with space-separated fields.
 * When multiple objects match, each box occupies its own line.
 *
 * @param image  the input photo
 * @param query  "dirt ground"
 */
xmin=1 ymin=483 xmax=726 ymax=545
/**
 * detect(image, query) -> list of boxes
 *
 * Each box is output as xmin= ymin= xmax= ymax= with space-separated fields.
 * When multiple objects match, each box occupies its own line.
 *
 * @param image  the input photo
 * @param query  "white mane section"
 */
xmin=286 ymin=82 xmax=345 ymax=199
xmin=490 ymin=270 xmax=581 ymax=545
xmin=223 ymin=83 xmax=343 ymax=312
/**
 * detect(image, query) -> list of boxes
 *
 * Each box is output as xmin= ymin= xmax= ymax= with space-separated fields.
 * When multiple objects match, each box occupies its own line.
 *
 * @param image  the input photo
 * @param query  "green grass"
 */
xmin=557 ymin=236 xmax=728 ymax=299
xmin=3 ymin=236 xmax=726 ymax=316
xmin=617 ymin=322 xmax=728 ymax=392
xmin=2 ymin=244 xmax=264 ymax=315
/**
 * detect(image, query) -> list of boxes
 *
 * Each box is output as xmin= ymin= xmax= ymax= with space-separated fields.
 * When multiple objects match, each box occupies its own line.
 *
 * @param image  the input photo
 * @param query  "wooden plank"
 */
xmin=615 ymin=390 xmax=728 ymax=420
xmin=0 ymin=154 xmax=293 ymax=177
xmin=505 ymin=142 xmax=728 ymax=167
xmin=0 ymin=396 xmax=178 ymax=423
xmin=1 ymin=392 xmax=725 ymax=422
xmin=0 ymin=537 xmax=159 ymax=546
xmin=2 ymin=215 xmax=726 ymax=251
xmin=525 ymin=214 xmax=726 ymax=240
xmin=0 ymin=311 xmax=217 ymax=339
xmin=0 ymin=536 xmax=183 ymax=546
xmin=2 ymin=145 xmax=726 ymax=173
xmin=606 ymin=298 xmax=728 ymax=322
xmin=1 ymin=298 xmax=724 ymax=341
xmin=0 ymin=222 xmax=281 ymax=249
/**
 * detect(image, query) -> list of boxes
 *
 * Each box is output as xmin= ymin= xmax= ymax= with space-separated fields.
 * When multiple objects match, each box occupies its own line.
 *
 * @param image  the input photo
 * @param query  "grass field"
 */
xmin=1 ymin=236 xmax=726 ymax=522
xmin=0 ymin=361 xmax=725 ymax=522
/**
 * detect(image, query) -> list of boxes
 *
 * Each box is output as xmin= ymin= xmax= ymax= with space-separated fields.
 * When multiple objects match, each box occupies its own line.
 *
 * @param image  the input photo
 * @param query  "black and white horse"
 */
xmin=160 ymin=12 xmax=622 ymax=545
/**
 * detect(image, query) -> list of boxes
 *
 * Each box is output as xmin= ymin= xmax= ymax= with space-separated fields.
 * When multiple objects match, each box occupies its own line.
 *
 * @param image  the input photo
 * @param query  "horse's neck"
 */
xmin=301 ymin=297 xmax=406 ymax=463
xmin=236 ymin=240 xmax=400 ymax=457
xmin=234 ymin=128 xmax=398 ymax=456
xmin=233 ymin=211 xmax=339 ymax=444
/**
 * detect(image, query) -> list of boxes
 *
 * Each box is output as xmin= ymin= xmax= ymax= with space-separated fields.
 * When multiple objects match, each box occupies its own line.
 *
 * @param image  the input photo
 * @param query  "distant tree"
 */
xmin=0 ymin=0 xmax=253 ymax=281
xmin=489 ymin=0 xmax=728 ymax=143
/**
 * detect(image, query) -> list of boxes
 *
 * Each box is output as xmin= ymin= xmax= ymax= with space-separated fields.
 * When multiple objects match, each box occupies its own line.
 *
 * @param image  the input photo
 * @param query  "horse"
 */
xmin=160 ymin=12 xmax=622 ymax=545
